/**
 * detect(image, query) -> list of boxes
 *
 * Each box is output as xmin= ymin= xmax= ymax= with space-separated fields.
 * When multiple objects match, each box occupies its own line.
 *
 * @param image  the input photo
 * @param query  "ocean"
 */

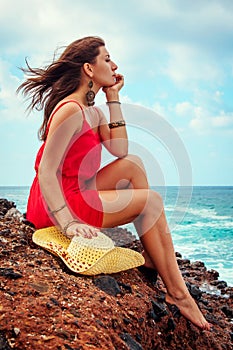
xmin=0 ymin=186 xmax=232 ymax=286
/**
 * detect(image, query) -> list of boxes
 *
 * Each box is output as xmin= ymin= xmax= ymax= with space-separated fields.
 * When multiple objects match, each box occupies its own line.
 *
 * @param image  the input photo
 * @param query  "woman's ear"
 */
xmin=83 ymin=63 xmax=93 ymax=78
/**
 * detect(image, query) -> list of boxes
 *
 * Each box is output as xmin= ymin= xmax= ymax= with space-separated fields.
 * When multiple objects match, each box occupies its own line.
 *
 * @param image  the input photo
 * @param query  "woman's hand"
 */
xmin=65 ymin=222 xmax=100 ymax=239
xmin=102 ymin=74 xmax=124 ymax=100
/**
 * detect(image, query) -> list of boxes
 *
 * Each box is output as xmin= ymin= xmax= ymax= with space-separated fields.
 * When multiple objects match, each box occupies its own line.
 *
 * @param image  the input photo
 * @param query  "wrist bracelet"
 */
xmin=106 ymin=101 xmax=121 ymax=105
xmin=49 ymin=203 xmax=66 ymax=215
xmin=108 ymin=120 xmax=126 ymax=129
xmin=63 ymin=219 xmax=80 ymax=234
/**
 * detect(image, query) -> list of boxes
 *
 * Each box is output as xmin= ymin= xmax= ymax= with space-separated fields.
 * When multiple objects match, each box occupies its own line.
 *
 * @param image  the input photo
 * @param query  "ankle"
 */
xmin=166 ymin=289 xmax=189 ymax=301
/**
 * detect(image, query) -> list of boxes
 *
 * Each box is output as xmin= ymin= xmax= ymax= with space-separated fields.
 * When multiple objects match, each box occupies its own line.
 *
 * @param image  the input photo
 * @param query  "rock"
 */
xmin=29 ymin=282 xmax=49 ymax=293
xmin=191 ymin=261 xmax=205 ymax=268
xmin=208 ymin=269 xmax=220 ymax=279
xmin=166 ymin=302 xmax=181 ymax=319
xmin=0 ymin=268 xmax=23 ymax=279
xmin=211 ymin=280 xmax=228 ymax=289
xmin=0 ymin=331 xmax=11 ymax=350
xmin=13 ymin=328 xmax=20 ymax=336
xmin=93 ymin=275 xmax=122 ymax=296
xmin=181 ymin=258 xmax=191 ymax=265
xmin=151 ymin=300 xmax=168 ymax=318
xmin=120 ymin=333 xmax=143 ymax=350
xmin=118 ymin=281 xmax=133 ymax=293
xmin=175 ymin=252 xmax=182 ymax=258
xmin=186 ymin=282 xmax=203 ymax=300
xmin=137 ymin=265 xmax=158 ymax=286
xmin=0 ymin=198 xmax=16 ymax=217
xmin=221 ymin=305 xmax=233 ymax=318
xmin=5 ymin=208 xmax=23 ymax=220
xmin=181 ymin=271 xmax=190 ymax=277
xmin=123 ymin=317 xmax=131 ymax=325
xmin=0 ymin=198 xmax=233 ymax=350
xmin=147 ymin=308 xmax=161 ymax=322
xmin=167 ymin=317 xmax=176 ymax=332
xmin=0 ymin=228 xmax=11 ymax=237
xmin=217 ymin=281 xmax=228 ymax=289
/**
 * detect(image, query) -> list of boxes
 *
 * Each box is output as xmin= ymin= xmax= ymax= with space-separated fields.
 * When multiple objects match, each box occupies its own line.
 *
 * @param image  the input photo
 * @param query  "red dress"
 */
xmin=26 ymin=100 xmax=103 ymax=229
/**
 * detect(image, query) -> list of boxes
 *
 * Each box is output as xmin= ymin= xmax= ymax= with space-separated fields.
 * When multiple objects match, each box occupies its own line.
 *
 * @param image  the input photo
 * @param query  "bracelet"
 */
xmin=108 ymin=120 xmax=126 ymax=129
xmin=49 ymin=203 xmax=66 ymax=215
xmin=62 ymin=219 xmax=80 ymax=235
xmin=106 ymin=101 xmax=121 ymax=105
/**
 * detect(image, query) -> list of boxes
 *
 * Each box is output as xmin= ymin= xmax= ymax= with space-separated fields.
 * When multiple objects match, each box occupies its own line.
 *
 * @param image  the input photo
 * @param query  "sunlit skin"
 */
xmin=39 ymin=45 xmax=211 ymax=331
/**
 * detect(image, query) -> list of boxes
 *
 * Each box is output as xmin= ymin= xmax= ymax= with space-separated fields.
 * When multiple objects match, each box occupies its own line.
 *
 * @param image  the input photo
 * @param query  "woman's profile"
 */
xmin=18 ymin=36 xmax=210 ymax=330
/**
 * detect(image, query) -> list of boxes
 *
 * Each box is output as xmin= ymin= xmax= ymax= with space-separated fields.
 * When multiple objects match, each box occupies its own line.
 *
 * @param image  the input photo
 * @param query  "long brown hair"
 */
xmin=17 ymin=36 xmax=105 ymax=141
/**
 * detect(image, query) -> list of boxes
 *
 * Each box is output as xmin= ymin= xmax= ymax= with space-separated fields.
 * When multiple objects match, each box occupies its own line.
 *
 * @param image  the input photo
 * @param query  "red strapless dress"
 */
xmin=26 ymin=101 xmax=103 ymax=229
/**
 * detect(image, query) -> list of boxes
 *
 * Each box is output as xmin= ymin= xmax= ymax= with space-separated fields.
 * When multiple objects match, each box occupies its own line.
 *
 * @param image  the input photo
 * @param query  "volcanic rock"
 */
xmin=0 ymin=198 xmax=232 ymax=349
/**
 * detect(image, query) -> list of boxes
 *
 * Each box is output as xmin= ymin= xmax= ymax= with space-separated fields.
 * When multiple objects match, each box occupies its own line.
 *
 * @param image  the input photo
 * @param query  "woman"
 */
xmin=18 ymin=36 xmax=210 ymax=330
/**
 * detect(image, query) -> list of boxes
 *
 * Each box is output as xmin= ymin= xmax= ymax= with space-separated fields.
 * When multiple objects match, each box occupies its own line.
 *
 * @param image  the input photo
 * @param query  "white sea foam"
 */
xmin=172 ymin=243 xmax=233 ymax=286
xmin=174 ymin=221 xmax=233 ymax=229
xmin=165 ymin=205 xmax=232 ymax=221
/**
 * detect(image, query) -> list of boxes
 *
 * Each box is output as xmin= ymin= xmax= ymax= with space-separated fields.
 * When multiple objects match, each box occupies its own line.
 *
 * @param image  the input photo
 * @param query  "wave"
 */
xmin=175 ymin=221 xmax=233 ymax=229
xmin=165 ymin=205 xmax=232 ymax=221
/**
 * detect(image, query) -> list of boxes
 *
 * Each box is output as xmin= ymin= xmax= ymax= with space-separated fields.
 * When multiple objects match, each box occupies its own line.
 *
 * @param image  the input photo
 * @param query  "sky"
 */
xmin=0 ymin=0 xmax=233 ymax=186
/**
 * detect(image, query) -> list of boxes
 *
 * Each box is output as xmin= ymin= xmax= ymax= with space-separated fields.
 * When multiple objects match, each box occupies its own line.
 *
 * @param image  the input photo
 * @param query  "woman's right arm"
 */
xmin=38 ymin=103 xmax=99 ymax=238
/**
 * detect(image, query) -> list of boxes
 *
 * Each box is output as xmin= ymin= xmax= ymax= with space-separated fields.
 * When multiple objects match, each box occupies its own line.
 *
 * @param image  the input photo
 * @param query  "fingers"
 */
xmin=65 ymin=223 xmax=100 ymax=239
xmin=76 ymin=225 xmax=99 ymax=239
xmin=115 ymin=73 xmax=124 ymax=85
xmin=102 ymin=74 xmax=124 ymax=94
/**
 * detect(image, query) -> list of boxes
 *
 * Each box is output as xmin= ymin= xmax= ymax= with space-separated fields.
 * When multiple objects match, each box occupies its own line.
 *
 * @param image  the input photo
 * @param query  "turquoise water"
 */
xmin=0 ymin=186 xmax=232 ymax=286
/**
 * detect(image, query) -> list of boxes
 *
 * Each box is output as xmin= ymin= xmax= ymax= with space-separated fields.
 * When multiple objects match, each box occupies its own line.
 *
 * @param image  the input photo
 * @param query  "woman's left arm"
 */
xmin=98 ymin=74 xmax=128 ymax=158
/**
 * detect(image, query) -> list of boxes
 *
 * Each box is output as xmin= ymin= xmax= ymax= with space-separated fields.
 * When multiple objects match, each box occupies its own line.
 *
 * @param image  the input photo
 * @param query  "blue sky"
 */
xmin=0 ymin=0 xmax=233 ymax=186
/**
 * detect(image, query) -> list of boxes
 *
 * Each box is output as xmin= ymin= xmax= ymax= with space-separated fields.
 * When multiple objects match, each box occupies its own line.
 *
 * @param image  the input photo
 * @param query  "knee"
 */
xmin=123 ymin=154 xmax=145 ymax=171
xmin=146 ymin=190 xmax=164 ymax=215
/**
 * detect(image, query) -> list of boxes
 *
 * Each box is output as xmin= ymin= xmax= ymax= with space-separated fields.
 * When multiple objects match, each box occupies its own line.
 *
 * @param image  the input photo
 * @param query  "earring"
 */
xmin=86 ymin=80 xmax=95 ymax=106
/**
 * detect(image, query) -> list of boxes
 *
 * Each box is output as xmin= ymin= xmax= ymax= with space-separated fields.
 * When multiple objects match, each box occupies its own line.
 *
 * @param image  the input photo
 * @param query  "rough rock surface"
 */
xmin=0 ymin=198 xmax=232 ymax=350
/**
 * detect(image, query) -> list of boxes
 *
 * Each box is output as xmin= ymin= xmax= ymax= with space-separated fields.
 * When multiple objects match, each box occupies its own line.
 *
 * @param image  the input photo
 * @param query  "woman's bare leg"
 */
xmin=93 ymin=154 xmax=149 ymax=190
xmin=88 ymin=155 xmax=155 ymax=268
xmin=137 ymin=209 xmax=210 ymax=330
xmin=88 ymin=156 xmax=210 ymax=329
xmin=99 ymin=188 xmax=210 ymax=330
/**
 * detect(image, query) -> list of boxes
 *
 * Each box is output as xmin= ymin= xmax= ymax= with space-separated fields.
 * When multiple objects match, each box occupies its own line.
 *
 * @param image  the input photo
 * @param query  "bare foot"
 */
xmin=165 ymin=292 xmax=210 ymax=330
xmin=141 ymin=252 xmax=210 ymax=330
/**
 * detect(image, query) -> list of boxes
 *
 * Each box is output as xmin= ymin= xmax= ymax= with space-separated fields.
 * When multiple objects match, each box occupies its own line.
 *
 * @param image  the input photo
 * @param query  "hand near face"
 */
xmin=102 ymin=73 xmax=124 ymax=99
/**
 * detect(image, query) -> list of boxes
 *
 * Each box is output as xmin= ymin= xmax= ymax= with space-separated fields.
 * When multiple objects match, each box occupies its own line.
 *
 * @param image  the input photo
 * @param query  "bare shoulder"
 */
xmin=48 ymin=100 xmax=84 ymax=135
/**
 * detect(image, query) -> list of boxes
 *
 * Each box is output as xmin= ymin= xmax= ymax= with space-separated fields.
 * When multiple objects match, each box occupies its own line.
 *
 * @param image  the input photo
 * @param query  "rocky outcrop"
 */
xmin=0 ymin=198 xmax=232 ymax=349
xmin=0 ymin=198 xmax=16 ymax=218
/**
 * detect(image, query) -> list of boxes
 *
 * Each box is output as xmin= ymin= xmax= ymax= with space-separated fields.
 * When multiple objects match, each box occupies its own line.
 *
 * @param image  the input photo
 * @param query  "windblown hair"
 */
xmin=17 ymin=36 xmax=105 ymax=141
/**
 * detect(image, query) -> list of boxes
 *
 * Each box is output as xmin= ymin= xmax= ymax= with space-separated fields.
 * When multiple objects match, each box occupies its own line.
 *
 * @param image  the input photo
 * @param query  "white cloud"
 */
xmin=212 ymin=113 xmax=233 ymax=128
xmin=138 ymin=0 xmax=233 ymax=53
xmin=214 ymin=90 xmax=224 ymax=103
xmin=189 ymin=115 xmax=207 ymax=134
xmin=132 ymin=1 xmax=233 ymax=91
xmin=149 ymin=98 xmax=233 ymax=135
xmin=0 ymin=1 xmax=233 ymax=130
xmin=0 ymin=0 xmax=232 ymax=187
xmin=0 ymin=60 xmax=19 ymax=99
xmin=152 ymin=102 xmax=168 ymax=117
xmin=189 ymin=108 xmax=233 ymax=133
xmin=0 ymin=0 xmax=131 ymax=63
xmin=0 ymin=59 xmax=25 ymax=121
xmin=162 ymin=44 xmax=223 ymax=86
xmin=175 ymin=101 xmax=194 ymax=117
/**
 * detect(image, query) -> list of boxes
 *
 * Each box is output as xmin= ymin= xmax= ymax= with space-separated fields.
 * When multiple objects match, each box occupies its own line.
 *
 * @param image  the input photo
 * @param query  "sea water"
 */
xmin=0 ymin=186 xmax=232 ymax=286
